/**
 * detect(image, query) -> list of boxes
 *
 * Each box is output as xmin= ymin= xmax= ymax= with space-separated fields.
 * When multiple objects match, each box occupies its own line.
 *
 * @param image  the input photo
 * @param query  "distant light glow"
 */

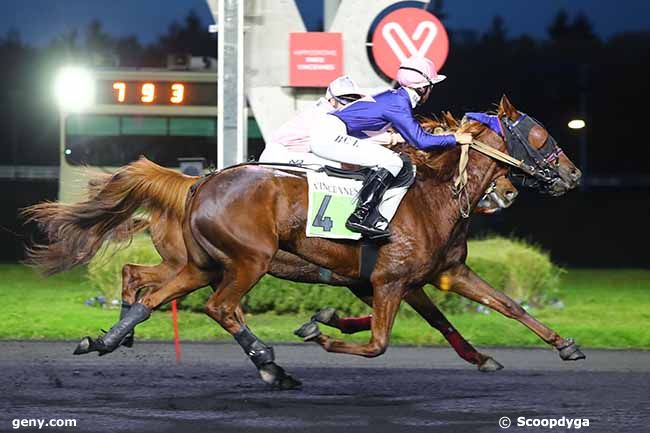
xmin=54 ymin=67 xmax=95 ymax=111
xmin=568 ymin=119 xmax=586 ymax=130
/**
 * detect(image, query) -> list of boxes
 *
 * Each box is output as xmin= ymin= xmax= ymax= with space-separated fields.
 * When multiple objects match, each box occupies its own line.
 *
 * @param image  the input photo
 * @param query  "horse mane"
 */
xmin=388 ymin=112 xmax=489 ymax=182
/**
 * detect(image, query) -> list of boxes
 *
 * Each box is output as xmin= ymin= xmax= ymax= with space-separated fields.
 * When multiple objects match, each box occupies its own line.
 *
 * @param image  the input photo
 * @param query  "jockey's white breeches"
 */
xmin=310 ymin=114 xmax=404 ymax=177
xmin=259 ymin=142 xmax=340 ymax=168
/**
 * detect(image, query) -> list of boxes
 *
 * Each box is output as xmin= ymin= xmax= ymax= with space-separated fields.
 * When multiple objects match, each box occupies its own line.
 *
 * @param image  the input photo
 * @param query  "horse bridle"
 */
xmin=452 ymin=111 xmax=568 ymax=217
xmin=500 ymin=112 xmax=565 ymax=192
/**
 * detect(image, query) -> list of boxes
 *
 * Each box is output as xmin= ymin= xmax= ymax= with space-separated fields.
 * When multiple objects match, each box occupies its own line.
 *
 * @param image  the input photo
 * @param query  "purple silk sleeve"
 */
xmin=465 ymin=112 xmax=503 ymax=136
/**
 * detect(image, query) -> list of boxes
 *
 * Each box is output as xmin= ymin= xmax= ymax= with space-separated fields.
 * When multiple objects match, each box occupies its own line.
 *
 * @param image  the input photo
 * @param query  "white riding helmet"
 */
xmin=396 ymin=56 xmax=446 ymax=89
xmin=325 ymin=75 xmax=363 ymax=105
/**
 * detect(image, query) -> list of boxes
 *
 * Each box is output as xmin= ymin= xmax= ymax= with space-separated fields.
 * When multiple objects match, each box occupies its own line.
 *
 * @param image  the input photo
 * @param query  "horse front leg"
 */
xmin=445 ymin=264 xmax=585 ymax=361
xmin=301 ymin=285 xmax=373 ymax=337
xmin=307 ymin=282 xmax=403 ymax=358
xmin=312 ymin=308 xmax=373 ymax=334
xmin=301 ymin=285 xmax=501 ymax=370
xmin=404 ymin=287 xmax=503 ymax=372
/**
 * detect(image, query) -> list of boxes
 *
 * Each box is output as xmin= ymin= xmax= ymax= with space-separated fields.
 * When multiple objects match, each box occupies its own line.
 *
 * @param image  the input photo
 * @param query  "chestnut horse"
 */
xmin=26 ymin=96 xmax=582 ymax=389
xmin=91 ymin=97 xmax=584 ymax=388
xmin=24 ymin=115 xmax=516 ymax=372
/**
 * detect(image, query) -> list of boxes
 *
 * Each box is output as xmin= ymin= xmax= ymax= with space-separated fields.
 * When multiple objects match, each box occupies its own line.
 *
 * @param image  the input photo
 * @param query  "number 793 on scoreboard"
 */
xmin=112 ymin=81 xmax=185 ymax=104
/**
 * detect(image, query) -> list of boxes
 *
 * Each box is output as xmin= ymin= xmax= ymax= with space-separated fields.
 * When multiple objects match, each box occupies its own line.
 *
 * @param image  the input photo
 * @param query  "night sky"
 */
xmin=0 ymin=0 xmax=649 ymax=46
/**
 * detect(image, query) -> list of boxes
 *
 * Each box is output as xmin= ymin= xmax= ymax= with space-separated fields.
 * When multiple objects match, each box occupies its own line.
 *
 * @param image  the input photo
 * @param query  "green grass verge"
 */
xmin=2 ymin=264 xmax=649 ymax=348
xmin=88 ymin=236 xmax=563 ymax=316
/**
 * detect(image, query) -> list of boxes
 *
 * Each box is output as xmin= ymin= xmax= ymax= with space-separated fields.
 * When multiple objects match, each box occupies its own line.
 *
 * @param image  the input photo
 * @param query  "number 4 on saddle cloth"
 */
xmin=306 ymin=157 xmax=416 ymax=240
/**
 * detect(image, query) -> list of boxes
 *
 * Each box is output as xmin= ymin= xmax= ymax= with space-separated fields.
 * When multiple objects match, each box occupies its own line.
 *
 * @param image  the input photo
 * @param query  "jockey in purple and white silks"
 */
xmin=310 ymin=56 xmax=473 ymax=239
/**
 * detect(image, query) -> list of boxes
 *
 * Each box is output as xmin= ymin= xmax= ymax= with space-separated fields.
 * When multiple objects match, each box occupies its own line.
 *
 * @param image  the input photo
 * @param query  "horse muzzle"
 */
xmin=546 ymin=177 xmax=573 ymax=196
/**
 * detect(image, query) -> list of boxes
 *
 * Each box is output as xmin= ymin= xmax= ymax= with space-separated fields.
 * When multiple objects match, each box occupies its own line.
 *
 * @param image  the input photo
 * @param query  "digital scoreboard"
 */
xmin=96 ymin=80 xmax=218 ymax=106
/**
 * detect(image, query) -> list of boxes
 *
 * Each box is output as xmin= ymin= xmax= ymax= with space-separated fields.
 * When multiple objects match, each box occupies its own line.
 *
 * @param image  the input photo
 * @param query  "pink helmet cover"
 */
xmin=396 ymin=56 xmax=446 ymax=88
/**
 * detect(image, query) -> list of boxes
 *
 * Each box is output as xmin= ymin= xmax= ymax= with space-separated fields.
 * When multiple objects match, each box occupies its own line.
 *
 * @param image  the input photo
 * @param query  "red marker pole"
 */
xmin=171 ymin=300 xmax=181 ymax=363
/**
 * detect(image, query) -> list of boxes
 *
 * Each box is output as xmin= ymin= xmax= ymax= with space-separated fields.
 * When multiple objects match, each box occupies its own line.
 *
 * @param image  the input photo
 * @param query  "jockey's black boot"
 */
xmin=346 ymin=168 xmax=395 ymax=239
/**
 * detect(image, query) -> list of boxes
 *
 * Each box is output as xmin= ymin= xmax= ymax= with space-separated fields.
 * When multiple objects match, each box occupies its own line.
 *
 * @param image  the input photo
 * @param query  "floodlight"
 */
xmin=54 ymin=66 xmax=95 ymax=111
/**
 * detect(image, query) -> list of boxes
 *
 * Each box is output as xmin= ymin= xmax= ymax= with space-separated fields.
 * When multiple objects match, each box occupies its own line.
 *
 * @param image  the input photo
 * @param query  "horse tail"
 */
xmin=22 ymin=156 xmax=199 ymax=275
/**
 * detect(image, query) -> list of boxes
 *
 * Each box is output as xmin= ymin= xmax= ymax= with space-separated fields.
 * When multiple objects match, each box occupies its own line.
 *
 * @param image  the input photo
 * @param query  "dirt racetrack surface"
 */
xmin=1 ymin=341 xmax=649 ymax=433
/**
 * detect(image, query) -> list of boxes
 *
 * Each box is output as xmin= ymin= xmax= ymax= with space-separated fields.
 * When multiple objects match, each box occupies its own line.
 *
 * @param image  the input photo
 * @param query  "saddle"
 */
xmin=320 ymin=154 xmax=415 ymax=188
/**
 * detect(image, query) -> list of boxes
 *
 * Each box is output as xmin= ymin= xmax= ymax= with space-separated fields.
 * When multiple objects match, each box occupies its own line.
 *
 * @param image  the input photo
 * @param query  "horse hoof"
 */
xmin=277 ymin=374 xmax=302 ymax=390
xmin=73 ymin=336 xmax=113 ymax=356
xmin=121 ymin=333 xmax=134 ymax=348
xmin=258 ymin=363 xmax=302 ymax=390
xmin=558 ymin=338 xmax=586 ymax=361
xmin=311 ymin=307 xmax=338 ymax=325
xmin=478 ymin=356 xmax=504 ymax=372
xmin=73 ymin=337 xmax=94 ymax=355
xmin=293 ymin=321 xmax=321 ymax=341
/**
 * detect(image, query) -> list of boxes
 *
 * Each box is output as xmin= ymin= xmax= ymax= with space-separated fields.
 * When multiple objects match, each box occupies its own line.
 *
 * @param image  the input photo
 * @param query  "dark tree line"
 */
xmin=0 ymin=8 xmax=648 ymax=177
xmin=420 ymin=10 xmax=650 ymax=177
xmin=0 ymin=11 xmax=215 ymax=166
xmin=46 ymin=10 xmax=215 ymax=68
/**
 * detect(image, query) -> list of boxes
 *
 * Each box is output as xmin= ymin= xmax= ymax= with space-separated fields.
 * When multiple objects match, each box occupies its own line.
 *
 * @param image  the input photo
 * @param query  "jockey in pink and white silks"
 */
xmin=259 ymin=76 xmax=362 ymax=167
xmin=259 ymin=76 xmax=405 ymax=167
xmin=310 ymin=56 xmax=473 ymax=239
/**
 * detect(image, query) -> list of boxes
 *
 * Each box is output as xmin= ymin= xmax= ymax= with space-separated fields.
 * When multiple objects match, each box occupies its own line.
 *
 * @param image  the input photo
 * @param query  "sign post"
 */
xmin=216 ymin=0 xmax=246 ymax=169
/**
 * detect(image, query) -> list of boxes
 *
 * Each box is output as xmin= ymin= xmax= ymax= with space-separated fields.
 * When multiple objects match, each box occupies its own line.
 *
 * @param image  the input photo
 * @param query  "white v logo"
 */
xmin=382 ymin=21 xmax=438 ymax=63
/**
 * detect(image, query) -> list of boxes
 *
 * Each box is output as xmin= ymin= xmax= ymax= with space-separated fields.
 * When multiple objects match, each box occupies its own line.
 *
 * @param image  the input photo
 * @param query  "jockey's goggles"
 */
xmin=333 ymin=93 xmax=363 ymax=105
xmin=398 ymin=66 xmax=436 ymax=88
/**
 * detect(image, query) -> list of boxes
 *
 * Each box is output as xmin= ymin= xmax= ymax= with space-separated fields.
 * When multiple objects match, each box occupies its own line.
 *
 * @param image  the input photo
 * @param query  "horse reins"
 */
xmin=451 ymin=139 xmax=541 ymax=219
xmin=469 ymin=139 xmax=537 ymax=176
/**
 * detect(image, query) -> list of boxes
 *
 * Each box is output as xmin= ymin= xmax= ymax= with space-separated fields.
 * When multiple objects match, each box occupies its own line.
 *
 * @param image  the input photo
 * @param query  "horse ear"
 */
xmin=499 ymin=94 xmax=519 ymax=120
xmin=443 ymin=111 xmax=458 ymax=128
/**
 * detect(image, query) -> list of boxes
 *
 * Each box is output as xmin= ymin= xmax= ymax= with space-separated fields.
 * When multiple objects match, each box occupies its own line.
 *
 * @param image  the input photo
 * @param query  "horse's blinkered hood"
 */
xmin=464 ymin=111 xmax=566 ymax=194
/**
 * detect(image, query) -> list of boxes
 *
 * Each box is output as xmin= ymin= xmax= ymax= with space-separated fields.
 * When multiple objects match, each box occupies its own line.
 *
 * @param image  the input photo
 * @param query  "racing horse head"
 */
xmin=498 ymin=95 xmax=581 ymax=196
xmin=475 ymin=176 xmax=519 ymax=214
xmin=418 ymin=112 xmax=519 ymax=214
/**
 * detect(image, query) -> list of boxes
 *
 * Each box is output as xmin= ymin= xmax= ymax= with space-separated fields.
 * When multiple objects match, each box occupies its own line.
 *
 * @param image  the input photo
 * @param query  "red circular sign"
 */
xmin=371 ymin=7 xmax=449 ymax=81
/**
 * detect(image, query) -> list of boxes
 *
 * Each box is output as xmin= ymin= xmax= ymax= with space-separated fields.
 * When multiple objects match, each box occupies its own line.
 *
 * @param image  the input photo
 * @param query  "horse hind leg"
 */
xmin=118 ymin=262 xmax=179 ymax=349
xmin=404 ymin=287 xmax=503 ymax=372
xmin=204 ymin=257 xmax=301 ymax=390
xmin=74 ymin=263 xmax=211 ymax=356
xmin=119 ymin=213 xmax=188 ymax=348
xmin=74 ymin=263 xmax=156 ymax=355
